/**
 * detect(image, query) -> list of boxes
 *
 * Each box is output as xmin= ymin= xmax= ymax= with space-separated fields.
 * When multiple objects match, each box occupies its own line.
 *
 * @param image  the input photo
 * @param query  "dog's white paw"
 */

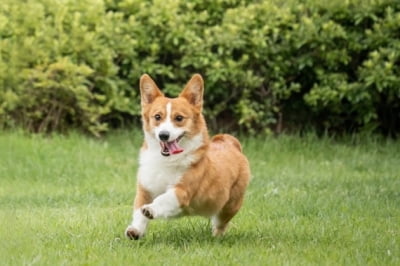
xmin=141 ymin=205 xmax=155 ymax=219
xmin=125 ymin=226 xmax=142 ymax=240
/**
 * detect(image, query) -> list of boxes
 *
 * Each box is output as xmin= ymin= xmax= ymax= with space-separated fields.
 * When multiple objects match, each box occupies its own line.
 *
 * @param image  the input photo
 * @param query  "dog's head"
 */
xmin=140 ymin=74 xmax=207 ymax=157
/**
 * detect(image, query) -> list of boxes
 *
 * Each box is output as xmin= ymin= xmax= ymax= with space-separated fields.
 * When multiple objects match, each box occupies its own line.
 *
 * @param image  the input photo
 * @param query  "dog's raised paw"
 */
xmin=125 ymin=226 xmax=141 ymax=240
xmin=141 ymin=206 xmax=154 ymax=219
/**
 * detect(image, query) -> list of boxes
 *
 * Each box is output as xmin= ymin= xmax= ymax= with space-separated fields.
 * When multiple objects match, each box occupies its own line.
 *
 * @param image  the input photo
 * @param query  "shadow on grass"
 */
xmin=121 ymin=220 xmax=266 ymax=249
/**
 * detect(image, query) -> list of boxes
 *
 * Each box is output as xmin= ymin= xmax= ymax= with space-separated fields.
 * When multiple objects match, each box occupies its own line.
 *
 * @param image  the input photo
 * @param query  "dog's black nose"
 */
xmin=159 ymin=131 xmax=170 ymax=141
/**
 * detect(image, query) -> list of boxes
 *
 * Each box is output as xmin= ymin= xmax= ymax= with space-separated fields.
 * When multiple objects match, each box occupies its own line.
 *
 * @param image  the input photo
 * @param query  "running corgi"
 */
xmin=125 ymin=74 xmax=250 ymax=239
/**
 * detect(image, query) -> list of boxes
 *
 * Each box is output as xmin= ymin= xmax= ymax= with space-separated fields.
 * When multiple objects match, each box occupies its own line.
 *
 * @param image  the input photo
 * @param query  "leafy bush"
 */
xmin=0 ymin=0 xmax=139 ymax=135
xmin=19 ymin=58 xmax=107 ymax=136
xmin=0 ymin=0 xmax=399 ymax=135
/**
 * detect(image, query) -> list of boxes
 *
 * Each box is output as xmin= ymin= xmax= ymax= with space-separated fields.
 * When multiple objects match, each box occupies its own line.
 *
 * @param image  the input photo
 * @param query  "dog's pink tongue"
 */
xmin=167 ymin=140 xmax=184 ymax=154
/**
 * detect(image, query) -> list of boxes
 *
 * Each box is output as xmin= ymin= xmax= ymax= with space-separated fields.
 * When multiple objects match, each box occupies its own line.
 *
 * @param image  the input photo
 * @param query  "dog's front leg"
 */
xmin=125 ymin=184 xmax=152 ymax=240
xmin=141 ymin=187 xmax=188 ymax=219
xmin=125 ymin=209 xmax=149 ymax=240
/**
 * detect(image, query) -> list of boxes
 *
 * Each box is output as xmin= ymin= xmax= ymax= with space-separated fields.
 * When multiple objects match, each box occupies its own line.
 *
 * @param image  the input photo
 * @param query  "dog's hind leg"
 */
xmin=212 ymin=172 xmax=249 ymax=236
xmin=211 ymin=197 xmax=243 ymax=236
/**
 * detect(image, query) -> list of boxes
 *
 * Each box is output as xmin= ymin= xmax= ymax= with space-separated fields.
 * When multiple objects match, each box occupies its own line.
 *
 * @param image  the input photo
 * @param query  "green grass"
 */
xmin=1 ymin=130 xmax=399 ymax=265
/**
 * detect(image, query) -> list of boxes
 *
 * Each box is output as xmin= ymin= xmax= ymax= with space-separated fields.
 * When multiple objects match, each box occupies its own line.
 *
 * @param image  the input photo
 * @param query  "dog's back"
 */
xmin=211 ymin=134 xmax=243 ymax=152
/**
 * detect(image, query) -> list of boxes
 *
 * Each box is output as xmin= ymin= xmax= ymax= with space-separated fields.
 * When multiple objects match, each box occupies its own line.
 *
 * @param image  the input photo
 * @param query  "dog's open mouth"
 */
xmin=160 ymin=134 xmax=184 ymax=156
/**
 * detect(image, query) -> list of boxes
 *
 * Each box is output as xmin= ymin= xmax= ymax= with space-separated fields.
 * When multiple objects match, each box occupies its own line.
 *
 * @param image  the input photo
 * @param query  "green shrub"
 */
xmin=0 ymin=0 xmax=399 ymax=135
xmin=19 ymin=58 xmax=108 ymax=135
xmin=302 ymin=0 xmax=400 ymax=135
xmin=0 ymin=0 xmax=139 ymax=135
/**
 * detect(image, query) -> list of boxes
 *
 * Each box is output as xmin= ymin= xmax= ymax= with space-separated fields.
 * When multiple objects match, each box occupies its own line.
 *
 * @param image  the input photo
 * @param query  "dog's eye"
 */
xmin=175 ymin=115 xmax=184 ymax=122
xmin=154 ymin=114 xmax=162 ymax=121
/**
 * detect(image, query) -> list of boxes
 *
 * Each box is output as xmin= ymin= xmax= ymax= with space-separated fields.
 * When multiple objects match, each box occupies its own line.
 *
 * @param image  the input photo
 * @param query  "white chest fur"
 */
xmin=137 ymin=148 xmax=192 ymax=197
xmin=138 ymin=133 xmax=203 ymax=197
xmin=138 ymin=163 xmax=184 ymax=197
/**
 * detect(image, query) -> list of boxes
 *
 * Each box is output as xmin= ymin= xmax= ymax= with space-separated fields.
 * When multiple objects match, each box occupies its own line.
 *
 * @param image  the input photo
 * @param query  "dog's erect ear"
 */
xmin=140 ymin=74 xmax=163 ymax=105
xmin=179 ymin=74 xmax=204 ymax=109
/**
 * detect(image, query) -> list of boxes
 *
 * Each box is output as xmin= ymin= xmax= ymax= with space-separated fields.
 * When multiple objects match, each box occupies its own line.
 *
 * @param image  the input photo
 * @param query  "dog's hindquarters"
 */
xmin=212 ymin=161 xmax=250 ymax=235
xmin=209 ymin=134 xmax=251 ymax=235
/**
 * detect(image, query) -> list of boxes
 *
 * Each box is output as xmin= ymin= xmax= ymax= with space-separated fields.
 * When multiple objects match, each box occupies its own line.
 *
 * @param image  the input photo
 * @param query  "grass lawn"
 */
xmin=0 ymin=130 xmax=399 ymax=265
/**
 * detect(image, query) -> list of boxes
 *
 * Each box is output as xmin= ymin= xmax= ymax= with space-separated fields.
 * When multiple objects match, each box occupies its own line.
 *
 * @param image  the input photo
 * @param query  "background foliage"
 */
xmin=0 ymin=0 xmax=399 ymax=136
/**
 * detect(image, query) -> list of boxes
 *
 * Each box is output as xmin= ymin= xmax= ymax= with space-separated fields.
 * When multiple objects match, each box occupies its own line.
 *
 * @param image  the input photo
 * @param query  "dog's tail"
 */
xmin=211 ymin=134 xmax=242 ymax=152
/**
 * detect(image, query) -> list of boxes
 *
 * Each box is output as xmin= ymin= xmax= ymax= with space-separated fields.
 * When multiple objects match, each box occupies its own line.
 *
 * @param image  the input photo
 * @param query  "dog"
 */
xmin=125 ymin=74 xmax=250 ymax=240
